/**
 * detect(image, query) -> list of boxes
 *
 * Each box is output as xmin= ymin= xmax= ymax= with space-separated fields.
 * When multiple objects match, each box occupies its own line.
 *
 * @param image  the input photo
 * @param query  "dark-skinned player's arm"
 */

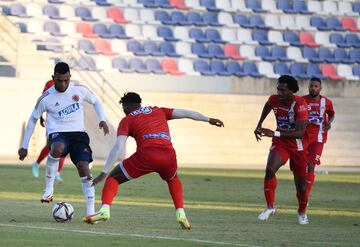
xmin=18 ymin=116 xmax=38 ymax=161
xmin=325 ymin=101 xmax=335 ymax=131
xmin=170 ymin=109 xmax=224 ymax=127
xmin=259 ymin=120 xmax=307 ymax=139
xmin=254 ymin=102 xmax=272 ymax=141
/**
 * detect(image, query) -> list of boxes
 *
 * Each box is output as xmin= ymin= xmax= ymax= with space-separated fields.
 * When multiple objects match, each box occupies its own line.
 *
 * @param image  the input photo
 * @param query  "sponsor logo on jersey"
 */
xmin=72 ymin=95 xmax=79 ymax=102
xmin=308 ymin=116 xmax=323 ymax=125
xmin=58 ymin=103 xmax=80 ymax=118
xmin=277 ymin=122 xmax=295 ymax=130
xmin=51 ymin=133 xmax=59 ymax=139
xmin=143 ymin=132 xmax=171 ymax=140
xmin=130 ymin=106 xmax=152 ymax=116
xmin=55 ymin=102 xmax=60 ymax=107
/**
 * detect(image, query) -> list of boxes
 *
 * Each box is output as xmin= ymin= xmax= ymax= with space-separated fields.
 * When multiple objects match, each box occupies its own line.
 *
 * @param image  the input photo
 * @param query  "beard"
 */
xmin=309 ymin=92 xmax=319 ymax=98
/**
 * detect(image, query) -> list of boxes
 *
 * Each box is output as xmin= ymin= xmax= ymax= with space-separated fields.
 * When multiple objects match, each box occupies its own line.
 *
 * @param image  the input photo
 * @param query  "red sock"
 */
xmin=101 ymin=176 xmax=119 ymax=206
xmin=36 ymin=146 xmax=50 ymax=164
xmin=57 ymin=157 xmax=65 ymax=173
xmin=305 ymin=172 xmax=315 ymax=199
xmin=297 ymin=192 xmax=308 ymax=214
xmin=264 ymin=176 xmax=277 ymax=208
xmin=167 ymin=175 xmax=184 ymax=209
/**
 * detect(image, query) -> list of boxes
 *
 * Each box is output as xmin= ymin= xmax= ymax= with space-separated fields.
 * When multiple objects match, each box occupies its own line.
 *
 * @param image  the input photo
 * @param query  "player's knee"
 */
xmin=50 ymin=143 xmax=64 ymax=158
xmin=265 ymin=168 xmax=276 ymax=178
xmin=308 ymin=163 xmax=315 ymax=173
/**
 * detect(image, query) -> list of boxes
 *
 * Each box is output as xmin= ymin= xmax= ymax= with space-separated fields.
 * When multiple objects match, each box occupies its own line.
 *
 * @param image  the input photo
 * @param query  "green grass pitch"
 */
xmin=0 ymin=164 xmax=359 ymax=247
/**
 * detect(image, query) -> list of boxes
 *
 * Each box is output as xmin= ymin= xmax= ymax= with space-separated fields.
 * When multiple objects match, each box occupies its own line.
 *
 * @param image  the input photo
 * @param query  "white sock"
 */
xmin=81 ymin=176 xmax=95 ymax=216
xmin=101 ymin=204 xmax=110 ymax=210
xmin=44 ymin=154 xmax=59 ymax=196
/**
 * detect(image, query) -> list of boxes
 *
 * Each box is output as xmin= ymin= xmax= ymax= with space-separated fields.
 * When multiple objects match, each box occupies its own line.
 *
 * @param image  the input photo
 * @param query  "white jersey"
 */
xmin=32 ymin=81 xmax=97 ymax=135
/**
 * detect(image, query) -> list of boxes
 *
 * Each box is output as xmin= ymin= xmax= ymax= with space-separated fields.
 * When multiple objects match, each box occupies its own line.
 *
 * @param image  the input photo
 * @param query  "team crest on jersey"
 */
xmin=58 ymin=103 xmax=80 ymax=118
xmin=72 ymin=95 xmax=79 ymax=102
xmin=130 ymin=106 xmax=152 ymax=116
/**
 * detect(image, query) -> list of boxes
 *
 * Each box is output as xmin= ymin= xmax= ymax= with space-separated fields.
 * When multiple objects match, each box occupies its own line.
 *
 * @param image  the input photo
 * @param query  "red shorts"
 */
xmin=121 ymin=146 xmax=177 ymax=181
xmin=270 ymin=141 xmax=308 ymax=178
xmin=307 ymin=141 xmax=324 ymax=165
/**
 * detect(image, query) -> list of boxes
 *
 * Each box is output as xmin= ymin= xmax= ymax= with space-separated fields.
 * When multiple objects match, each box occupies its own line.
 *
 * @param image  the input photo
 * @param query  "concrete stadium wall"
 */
xmin=0 ymin=77 xmax=359 ymax=168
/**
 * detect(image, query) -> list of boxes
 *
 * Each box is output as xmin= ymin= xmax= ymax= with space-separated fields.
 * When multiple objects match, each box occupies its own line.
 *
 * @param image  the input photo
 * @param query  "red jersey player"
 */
xmin=84 ymin=92 xmax=224 ymax=229
xmin=302 ymin=77 xmax=335 ymax=201
xmin=254 ymin=75 xmax=310 ymax=224
xmin=31 ymin=80 xmax=65 ymax=182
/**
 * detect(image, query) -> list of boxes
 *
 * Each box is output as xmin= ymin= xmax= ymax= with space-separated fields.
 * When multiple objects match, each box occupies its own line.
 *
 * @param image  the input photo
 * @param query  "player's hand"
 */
xmin=324 ymin=123 xmax=332 ymax=131
xmin=259 ymin=128 xmax=274 ymax=138
xmin=92 ymin=172 xmax=107 ymax=186
xmin=40 ymin=116 xmax=45 ymax=127
xmin=99 ymin=121 xmax=109 ymax=136
xmin=209 ymin=118 xmax=224 ymax=127
xmin=18 ymin=148 xmax=28 ymax=161
xmin=254 ymin=126 xmax=262 ymax=141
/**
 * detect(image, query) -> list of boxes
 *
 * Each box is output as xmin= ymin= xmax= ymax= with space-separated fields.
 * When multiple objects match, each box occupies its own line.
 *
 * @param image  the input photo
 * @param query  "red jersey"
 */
xmin=117 ymin=106 xmax=174 ymax=150
xmin=42 ymin=80 xmax=54 ymax=93
xmin=267 ymin=95 xmax=309 ymax=151
xmin=302 ymin=95 xmax=334 ymax=143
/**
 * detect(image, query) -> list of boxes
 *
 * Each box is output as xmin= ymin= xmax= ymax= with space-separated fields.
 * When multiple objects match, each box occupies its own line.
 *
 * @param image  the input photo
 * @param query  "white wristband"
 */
xmin=274 ymin=131 xmax=281 ymax=137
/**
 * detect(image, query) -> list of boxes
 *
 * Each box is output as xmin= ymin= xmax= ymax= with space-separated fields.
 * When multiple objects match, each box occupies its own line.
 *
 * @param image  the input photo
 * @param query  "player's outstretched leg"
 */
xmin=294 ymin=174 xmax=309 ymax=225
xmin=258 ymin=176 xmax=277 ymax=221
xmin=167 ymin=175 xmax=191 ymax=230
xmin=32 ymin=145 xmax=50 ymax=178
xmin=41 ymin=154 xmax=59 ymax=203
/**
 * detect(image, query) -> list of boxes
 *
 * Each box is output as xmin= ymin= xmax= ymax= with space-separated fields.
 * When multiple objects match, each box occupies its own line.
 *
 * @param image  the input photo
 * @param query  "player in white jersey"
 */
xmin=18 ymin=62 xmax=109 ymax=217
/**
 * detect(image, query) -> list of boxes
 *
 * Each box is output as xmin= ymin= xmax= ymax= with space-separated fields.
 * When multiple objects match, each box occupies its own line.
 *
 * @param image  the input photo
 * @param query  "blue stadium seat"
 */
xmin=78 ymin=40 xmax=99 ymax=54
xmin=76 ymin=57 xmax=97 ymax=71
xmin=249 ymin=15 xmax=270 ymax=29
xmin=284 ymin=31 xmax=303 ymax=47
xmin=189 ymin=28 xmax=210 ymax=42
xmin=200 ymin=0 xmax=221 ymax=12
xmin=171 ymin=11 xmax=188 ymax=25
xmin=306 ymin=63 xmax=326 ymax=79
xmin=293 ymin=0 xmax=312 ymax=14
xmin=145 ymin=59 xmax=166 ymax=74
xmin=350 ymin=49 xmax=360 ymax=63
xmin=210 ymin=61 xmax=232 ymax=76
xmin=205 ymin=29 xmax=224 ymax=43
xmin=156 ymin=0 xmax=175 ymax=9
xmin=246 ymin=0 xmax=266 ymax=13
xmin=109 ymin=24 xmax=130 ymax=39
xmin=159 ymin=42 xmax=180 ymax=57
xmin=155 ymin=11 xmax=173 ymax=24
xmin=43 ymin=5 xmax=64 ymax=20
xmin=194 ymin=60 xmax=216 ymax=76
xmin=142 ymin=0 xmax=158 ymax=8
xmin=334 ymin=49 xmax=353 ymax=64
xmin=243 ymin=61 xmax=263 ymax=77
xmin=191 ymin=43 xmax=211 ymax=58
xmin=277 ymin=0 xmax=297 ymax=14
xmin=326 ymin=17 xmax=346 ymax=31
xmin=187 ymin=12 xmax=206 ymax=26
xmin=226 ymin=61 xmax=246 ymax=77
xmin=144 ymin=41 xmax=165 ymax=56
xmin=255 ymin=46 xmax=277 ymax=62
xmin=129 ymin=58 xmax=149 ymax=73
xmin=75 ymin=7 xmax=98 ymax=21
xmin=208 ymin=44 xmax=228 ymax=59
xmin=44 ymin=37 xmax=63 ymax=53
xmin=310 ymin=17 xmax=330 ymax=31
xmin=113 ymin=57 xmax=131 ymax=72
xmin=252 ymin=31 xmax=273 ymax=46
xmin=93 ymin=24 xmax=115 ymax=39
xmin=203 ymin=12 xmax=222 ymax=26
xmin=318 ymin=48 xmax=338 ymax=63
xmin=303 ymin=47 xmax=322 ymax=63
xmin=272 ymin=46 xmax=291 ymax=62
xmin=345 ymin=34 xmax=360 ymax=48
xmin=127 ymin=40 xmax=147 ymax=56
xmin=274 ymin=63 xmax=290 ymax=75
xmin=353 ymin=2 xmax=360 ymax=14
xmin=157 ymin=26 xmax=178 ymax=41
xmin=44 ymin=22 xmax=65 ymax=36
xmin=234 ymin=14 xmax=251 ymax=28
xmin=290 ymin=63 xmax=308 ymax=79
xmin=10 ymin=4 xmax=29 ymax=17
xmin=95 ymin=0 xmax=112 ymax=6
xmin=353 ymin=65 xmax=360 ymax=77
xmin=329 ymin=33 xmax=351 ymax=48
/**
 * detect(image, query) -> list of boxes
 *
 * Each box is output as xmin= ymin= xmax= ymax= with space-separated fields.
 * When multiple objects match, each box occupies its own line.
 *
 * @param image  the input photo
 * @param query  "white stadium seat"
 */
xmin=231 ymin=0 xmax=251 ymax=12
xmin=295 ymin=16 xmax=316 ymax=31
xmin=323 ymin=1 xmax=340 ymax=16
xmin=178 ymin=58 xmax=200 ymax=75
xmin=280 ymin=15 xmax=300 ymax=30
xmin=287 ymin=46 xmax=307 ymax=63
xmin=221 ymin=28 xmax=239 ymax=44
xmin=240 ymin=45 xmax=261 ymax=61
xmin=258 ymin=61 xmax=277 ymax=78
xmin=237 ymin=29 xmax=257 ymax=45
xmin=265 ymin=15 xmax=282 ymax=30
xmin=338 ymin=2 xmax=357 ymax=16
xmin=218 ymin=12 xmax=237 ymax=27
xmin=92 ymin=7 xmax=108 ymax=21
xmin=314 ymin=32 xmax=336 ymax=48
xmin=337 ymin=64 xmax=359 ymax=80
xmin=185 ymin=0 xmax=206 ymax=11
xmin=142 ymin=25 xmax=162 ymax=41
xmin=308 ymin=1 xmax=326 ymax=15
xmin=174 ymin=26 xmax=193 ymax=42
xmin=124 ymin=8 xmax=142 ymax=24
xmin=140 ymin=9 xmax=159 ymax=24
xmin=261 ymin=0 xmax=282 ymax=13
xmin=176 ymin=42 xmax=196 ymax=58
xmin=215 ymin=0 xmax=233 ymax=12
xmin=268 ymin=30 xmax=289 ymax=46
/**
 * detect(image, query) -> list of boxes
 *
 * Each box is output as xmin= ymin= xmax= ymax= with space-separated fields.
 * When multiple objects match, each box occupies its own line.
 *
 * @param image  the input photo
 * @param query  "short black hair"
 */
xmin=278 ymin=75 xmax=299 ymax=93
xmin=310 ymin=77 xmax=322 ymax=85
xmin=119 ymin=92 xmax=142 ymax=104
xmin=54 ymin=62 xmax=70 ymax=74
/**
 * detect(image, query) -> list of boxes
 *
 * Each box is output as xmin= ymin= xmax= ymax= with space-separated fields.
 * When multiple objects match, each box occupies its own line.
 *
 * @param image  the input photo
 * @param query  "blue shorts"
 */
xmin=48 ymin=132 xmax=93 ymax=165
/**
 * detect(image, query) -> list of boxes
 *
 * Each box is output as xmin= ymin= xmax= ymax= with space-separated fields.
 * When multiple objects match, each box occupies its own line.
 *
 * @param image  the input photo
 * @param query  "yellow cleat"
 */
xmin=176 ymin=208 xmax=191 ymax=230
xmin=83 ymin=208 xmax=110 ymax=224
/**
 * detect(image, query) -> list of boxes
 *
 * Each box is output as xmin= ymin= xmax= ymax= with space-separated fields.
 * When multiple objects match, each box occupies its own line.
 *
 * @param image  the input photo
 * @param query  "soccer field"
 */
xmin=0 ymin=164 xmax=359 ymax=247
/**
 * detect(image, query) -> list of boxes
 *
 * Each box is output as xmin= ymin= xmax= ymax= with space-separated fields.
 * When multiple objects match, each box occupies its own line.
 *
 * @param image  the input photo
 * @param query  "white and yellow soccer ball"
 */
xmin=52 ymin=201 xmax=74 ymax=223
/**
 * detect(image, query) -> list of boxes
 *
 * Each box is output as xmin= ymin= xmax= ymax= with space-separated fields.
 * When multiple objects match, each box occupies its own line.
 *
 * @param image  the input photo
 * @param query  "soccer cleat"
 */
xmin=298 ymin=213 xmax=309 ymax=225
xmin=40 ymin=193 xmax=53 ymax=203
xmin=176 ymin=209 xmax=192 ymax=230
xmin=258 ymin=207 xmax=276 ymax=221
xmin=32 ymin=162 xmax=40 ymax=178
xmin=55 ymin=173 xmax=63 ymax=182
xmin=83 ymin=207 xmax=110 ymax=224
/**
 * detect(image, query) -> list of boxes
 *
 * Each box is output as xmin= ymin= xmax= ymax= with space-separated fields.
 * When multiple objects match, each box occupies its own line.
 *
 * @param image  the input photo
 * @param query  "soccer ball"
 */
xmin=52 ymin=201 xmax=74 ymax=223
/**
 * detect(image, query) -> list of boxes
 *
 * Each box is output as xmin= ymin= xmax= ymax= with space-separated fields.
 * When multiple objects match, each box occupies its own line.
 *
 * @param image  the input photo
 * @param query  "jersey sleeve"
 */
xmin=267 ymin=95 xmax=277 ymax=107
xmin=295 ymin=100 xmax=308 ymax=121
xmin=117 ymin=118 xmax=130 ymax=136
xmin=326 ymin=99 xmax=335 ymax=116
xmin=31 ymin=94 xmax=47 ymax=120
xmin=79 ymin=84 xmax=97 ymax=104
xmin=161 ymin=107 xmax=174 ymax=120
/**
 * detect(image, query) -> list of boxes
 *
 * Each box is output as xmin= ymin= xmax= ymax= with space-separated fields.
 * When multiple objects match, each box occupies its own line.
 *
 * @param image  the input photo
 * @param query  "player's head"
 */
xmin=277 ymin=75 xmax=299 ymax=102
xmin=119 ymin=92 xmax=142 ymax=114
xmin=52 ymin=62 xmax=71 ymax=93
xmin=309 ymin=77 xmax=322 ymax=98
